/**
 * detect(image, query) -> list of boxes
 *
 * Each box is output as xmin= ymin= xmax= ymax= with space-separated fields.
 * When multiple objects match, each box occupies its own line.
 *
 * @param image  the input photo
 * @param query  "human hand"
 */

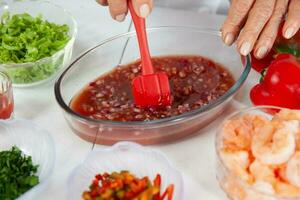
xmin=221 ymin=0 xmax=300 ymax=59
xmin=95 ymin=0 xmax=153 ymax=22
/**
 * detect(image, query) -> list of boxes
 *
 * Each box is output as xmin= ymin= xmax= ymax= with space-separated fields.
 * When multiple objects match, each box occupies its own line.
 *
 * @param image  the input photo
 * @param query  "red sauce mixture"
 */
xmin=0 ymin=95 xmax=13 ymax=120
xmin=71 ymin=56 xmax=235 ymax=122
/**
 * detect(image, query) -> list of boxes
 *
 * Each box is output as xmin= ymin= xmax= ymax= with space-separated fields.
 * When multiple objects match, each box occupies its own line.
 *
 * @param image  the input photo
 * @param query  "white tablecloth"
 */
xmin=12 ymin=1 xmax=259 ymax=199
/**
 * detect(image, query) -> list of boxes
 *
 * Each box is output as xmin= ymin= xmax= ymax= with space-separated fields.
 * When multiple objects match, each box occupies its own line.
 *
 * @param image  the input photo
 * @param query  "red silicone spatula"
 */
xmin=128 ymin=1 xmax=171 ymax=108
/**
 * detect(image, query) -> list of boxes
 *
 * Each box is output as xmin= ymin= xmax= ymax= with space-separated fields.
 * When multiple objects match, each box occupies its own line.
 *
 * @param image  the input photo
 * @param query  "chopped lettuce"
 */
xmin=0 ymin=12 xmax=71 ymax=84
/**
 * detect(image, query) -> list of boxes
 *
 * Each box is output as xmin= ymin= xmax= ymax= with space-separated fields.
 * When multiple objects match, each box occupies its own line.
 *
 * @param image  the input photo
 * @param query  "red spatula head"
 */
xmin=128 ymin=0 xmax=172 ymax=108
xmin=132 ymin=72 xmax=172 ymax=107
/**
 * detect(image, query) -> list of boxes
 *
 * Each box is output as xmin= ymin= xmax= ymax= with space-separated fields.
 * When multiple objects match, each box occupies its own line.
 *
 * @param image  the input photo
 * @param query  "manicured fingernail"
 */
xmin=224 ymin=33 xmax=234 ymax=46
xmin=139 ymin=4 xmax=150 ymax=18
xmin=284 ymin=27 xmax=296 ymax=39
xmin=115 ymin=13 xmax=126 ymax=22
xmin=240 ymin=42 xmax=251 ymax=56
xmin=256 ymin=46 xmax=268 ymax=59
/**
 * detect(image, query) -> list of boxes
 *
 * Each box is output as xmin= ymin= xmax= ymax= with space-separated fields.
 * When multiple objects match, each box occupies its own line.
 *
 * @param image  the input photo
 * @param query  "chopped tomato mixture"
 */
xmin=71 ymin=56 xmax=234 ymax=122
xmin=82 ymin=171 xmax=174 ymax=200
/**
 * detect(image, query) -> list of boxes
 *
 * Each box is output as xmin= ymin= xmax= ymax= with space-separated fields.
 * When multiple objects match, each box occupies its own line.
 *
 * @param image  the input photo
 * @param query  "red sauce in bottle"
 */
xmin=0 ymin=95 xmax=13 ymax=119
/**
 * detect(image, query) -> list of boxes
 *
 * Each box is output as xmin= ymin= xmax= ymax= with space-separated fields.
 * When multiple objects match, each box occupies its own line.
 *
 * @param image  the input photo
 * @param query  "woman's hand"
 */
xmin=96 ymin=0 xmax=153 ymax=22
xmin=221 ymin=0 xmax=300 ymax=59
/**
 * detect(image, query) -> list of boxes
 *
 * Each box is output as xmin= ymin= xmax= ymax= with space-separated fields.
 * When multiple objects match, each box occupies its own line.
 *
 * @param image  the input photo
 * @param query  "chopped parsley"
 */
xmin=0 ymin=146 xmax=39 ymax=200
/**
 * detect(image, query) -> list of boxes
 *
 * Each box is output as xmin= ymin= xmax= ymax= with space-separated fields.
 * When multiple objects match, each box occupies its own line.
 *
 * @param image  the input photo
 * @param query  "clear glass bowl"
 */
xmin=55 ymin=27 xmax=251 ymax=145
xmin=67 ymin=142 xmax=184 ymax=200
xmin=0 ymin=0 xmax=77 ymax=87
xmin=215 ymin=106 xmax=300 ymax=200
xmin=0 ymin=119 xmax=55 ymax=200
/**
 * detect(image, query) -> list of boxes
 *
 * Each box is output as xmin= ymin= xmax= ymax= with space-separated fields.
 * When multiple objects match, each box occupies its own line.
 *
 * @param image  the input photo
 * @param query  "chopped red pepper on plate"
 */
xmin=82 ymin=171 xmax=174 ymax=200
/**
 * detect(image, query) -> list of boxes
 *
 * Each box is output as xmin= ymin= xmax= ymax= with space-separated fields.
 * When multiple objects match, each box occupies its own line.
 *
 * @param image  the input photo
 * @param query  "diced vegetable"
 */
xmin=82 ymin=171 xmax=174 ymax=200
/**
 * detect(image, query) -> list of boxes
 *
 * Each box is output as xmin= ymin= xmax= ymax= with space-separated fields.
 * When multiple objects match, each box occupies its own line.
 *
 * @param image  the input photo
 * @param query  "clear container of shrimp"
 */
xmin=215 ymin=106 xmax=300 ymax=200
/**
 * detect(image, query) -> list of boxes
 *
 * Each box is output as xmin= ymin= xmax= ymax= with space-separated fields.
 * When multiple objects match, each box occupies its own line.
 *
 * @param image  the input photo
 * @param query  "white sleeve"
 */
xmin=155 ymin=0 xmax=229 ymax=15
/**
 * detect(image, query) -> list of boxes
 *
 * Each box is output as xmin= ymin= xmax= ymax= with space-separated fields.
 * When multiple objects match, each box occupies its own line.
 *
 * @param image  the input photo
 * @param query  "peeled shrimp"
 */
xmin=274 ymin=109 xmax=300 ymax=122
xmin=294 ymin=133 xmax=300 ymax=151
xmin=222 ymin=119 xmax=252 ymax=151
xmin=286 ymin=152 xmax=300 ymax=187
xmin=275 ymin=180 xmax=300 ymax=197
xmin=274 ymin=109 xmax=300 ymax=150
xmin=277 ymin=164 xmax=288 ymax=183
xmin=222 ymin=115 xmax=268 ymax=151
xmin=244 ymin=181 xmax=276 ymax=200
xmin=249 ymin=160 xmax=276 ymax=185
xmin=222 ymin=179 xmax=246 ymax=200
xmin=220 ymin=149 xmax=253 ymax=183
xmin=251 ymin=120 xmax=298 ymax=165
xmin=243 ymin=114 xmax=270 ymax=129
xmin=252 ymin=181 xmax=275 ymax=195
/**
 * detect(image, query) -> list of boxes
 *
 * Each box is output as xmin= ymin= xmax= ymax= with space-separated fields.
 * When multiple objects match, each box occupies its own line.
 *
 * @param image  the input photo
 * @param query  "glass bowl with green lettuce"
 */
xmin=0 ymin=0 xmax=77 ymax=87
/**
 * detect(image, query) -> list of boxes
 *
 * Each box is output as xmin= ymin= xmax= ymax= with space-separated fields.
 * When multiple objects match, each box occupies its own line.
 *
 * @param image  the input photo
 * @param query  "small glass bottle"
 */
xmin=0 ymin=71 xmax=13 ymax=119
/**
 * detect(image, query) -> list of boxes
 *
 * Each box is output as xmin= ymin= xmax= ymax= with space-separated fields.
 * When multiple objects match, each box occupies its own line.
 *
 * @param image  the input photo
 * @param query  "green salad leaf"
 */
xmin=0 ymin=146 xmax=39 ymax=200
xmin=0 ymin=12 xmax=71 ymax=84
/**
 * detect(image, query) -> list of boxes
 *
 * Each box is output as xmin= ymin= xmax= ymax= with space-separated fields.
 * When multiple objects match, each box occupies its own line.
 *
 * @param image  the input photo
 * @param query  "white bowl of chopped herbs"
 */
xmin=0 ymin=119 xmax=55 ymax=199
xmin=0 ymin=0 xmax=77 ymax=87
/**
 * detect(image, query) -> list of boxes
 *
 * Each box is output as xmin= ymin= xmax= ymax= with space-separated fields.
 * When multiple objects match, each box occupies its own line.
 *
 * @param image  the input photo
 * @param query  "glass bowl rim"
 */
xmin=215 ymin=105 xmax=300 ymax=199
xmin=0 ymin=0 xmax=78 ymax=69
xmin=67 ymin=141 xmax=184 ymax=199
xmin=0 ymin=70 xmax=12 ymax=83
xmin=54 ymin=26 xmax=251 ymax=126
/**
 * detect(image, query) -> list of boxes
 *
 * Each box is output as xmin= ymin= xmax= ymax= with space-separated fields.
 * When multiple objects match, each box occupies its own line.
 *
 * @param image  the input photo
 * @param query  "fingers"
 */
xmin=254 ymin=0 xmax=289 ymax=59
xmin=96 ymin=0 xmax=108 ymax=6
xmin=283 ymin=0 xmax=300 ymax=39
xmin=221 ymin=0 xmax=255 ymax=46
xmin=107 ymin=0 xmax=128 ymax=22
xmin=132 ymin=0 xmax=153 ymax=18
xmin=237 ymin=0 xmax=276 ymax=56
xmin=96 ymin=0 xmax=153 ymax=21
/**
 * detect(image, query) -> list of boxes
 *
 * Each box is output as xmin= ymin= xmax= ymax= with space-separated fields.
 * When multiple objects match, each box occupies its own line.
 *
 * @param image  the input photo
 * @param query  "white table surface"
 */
xmin=12 ymin=1 xmax=259 ymax=199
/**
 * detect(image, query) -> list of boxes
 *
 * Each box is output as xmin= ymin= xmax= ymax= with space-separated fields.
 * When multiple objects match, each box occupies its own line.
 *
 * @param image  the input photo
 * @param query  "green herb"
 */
xmin=0 ymin=12 xmax=71 ymax=84
xmin=0 ymin=146 xmax=39 ymax=200
xmin=259 ymin=68 xmax=267 ymax=84
xmin=276 ymin=43 xmax=300 ymax=58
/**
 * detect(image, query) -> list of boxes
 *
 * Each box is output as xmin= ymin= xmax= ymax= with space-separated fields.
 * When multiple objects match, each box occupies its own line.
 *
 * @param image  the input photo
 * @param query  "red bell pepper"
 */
xmin=250 ymin=23 xmax=300 ymax=72
xmin=263 ymin=54 xmax=300 ymax=98
xmin=250 ymin=53 xmax=300 ymax=109
xmin=250 ymin=49 xmax=275 ymax=72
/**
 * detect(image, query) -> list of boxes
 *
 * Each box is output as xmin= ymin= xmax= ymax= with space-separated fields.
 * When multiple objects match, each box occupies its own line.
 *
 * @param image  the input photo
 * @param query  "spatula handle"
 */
xmin=128 ymin=0 xmax=154 ymax=75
